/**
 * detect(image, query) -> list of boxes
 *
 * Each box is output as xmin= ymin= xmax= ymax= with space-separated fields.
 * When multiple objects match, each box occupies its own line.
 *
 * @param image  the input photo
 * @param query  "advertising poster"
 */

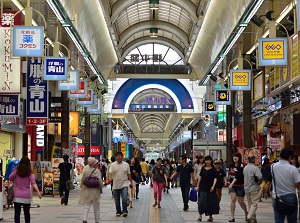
xmin=259 ymin=38 xmax=288 ymax=66
xmin=230 ymin=70 xmax=251 ymax=91
xmin=292 ymin=34 xmax=298 ymax=80
xmin=43 ymin=172 xmax=54 ymax=196
xmin=253 ymin=73 xmax=264 ymax=102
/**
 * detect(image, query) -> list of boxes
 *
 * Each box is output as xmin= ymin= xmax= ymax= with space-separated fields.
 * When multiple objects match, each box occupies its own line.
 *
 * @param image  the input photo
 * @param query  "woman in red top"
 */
xmin=9 ymin=157 xmax=42 ymax=223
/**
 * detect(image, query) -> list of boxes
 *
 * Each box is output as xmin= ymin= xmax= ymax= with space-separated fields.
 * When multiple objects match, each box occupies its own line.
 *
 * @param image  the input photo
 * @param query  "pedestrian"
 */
xmin=259 ymin=157 xmax=271 ymax=199
xmin=108 ymin=152 xmax=133 ymax=217
xmin=101 ymin=158 xmax=107 ymax=185
xmin=163 ymin=159 xmax=173 ymax=193
xmin=228 ymin=152 xmax=248 ymax=222
xmin=220 ymin=159 xmax=227 ymax=176
xmin=243 ymin=155 xmax=262 ymax=223
xmin=265 ymin=148 xmax=300 ymax=223
xmin=170 ymin=154 xmax=196 ymax=211
xmin=170 ymin=160 xmax=178 ymax=188
xmin=194 ymin=155 xmax=204 ymax=183
xmin=196 ymin=155 xmax=219 ymax=222
xmin=213 ymin=159 xmax=226 ymax=204
xmin=58 ymin=154 xmax=73 ymax=205
xmin=290 ymin=155 xmax=300 ymax=173
xmin=140 ymin=158 xmax=148 ymax=185
xmin=78 ymin=157 xmax=103 ymax=223
xmin=106 ymin=156 xmax=115 ymax=197
xmin=129 ymin=157 xmax=141 ymax=207
xmin=9 ymin=156 xmax=42 ymax=223
xmin=133 ymin=157 xmax=142 ymax=199
xmin=152 ymin=158 xmax=168 ymax=208
xmin=148 ymin=159 xmax=155 ymax=187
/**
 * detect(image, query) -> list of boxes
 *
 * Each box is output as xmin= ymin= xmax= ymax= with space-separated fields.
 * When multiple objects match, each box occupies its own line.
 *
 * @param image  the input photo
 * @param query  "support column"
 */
xmin=84 ymin=109 xmax=90 ymax=164
xmin=226 ymin=102 xmax=233 ymax=166
xmin=108 ymin=118 xmax=112 ymax=155
xmin=61 ymin=91 xmax=69 ymax=150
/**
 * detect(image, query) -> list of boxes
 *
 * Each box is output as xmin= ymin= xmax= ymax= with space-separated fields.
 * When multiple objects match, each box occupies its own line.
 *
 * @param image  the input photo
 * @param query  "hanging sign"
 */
xmin=57 ymin=111 xmax=79 ymax=136
xmin=12 ymin=26 xmax=44 ymax=57
xmin=0 ymin=10 xmax=22 ymax=94
xmin=204 ymin=101 xmax=217 ymax=114
xmin=68 ymin=80 xmax=87 ymax=98
xmin=27 ymin=59 xmax=48 ymax=125
xmin=87 ymin=98 xmax=101 ymax=114
xmin=230 ymin=70 xmax=251 ymax=90
xmin=0 ymin=95 xmax=19 ymax=116
xmin=57 ymin=70 xmax=79 ymax=90
xmin=259 ymin=38 xmax=288 ymax=66
xmin=44 ymin=57 xmax=68 ymax=80
xmin=77 ymin=89 xmax=94 ymax=106
xmin=214 ymin=89 xmax=231 ymax=105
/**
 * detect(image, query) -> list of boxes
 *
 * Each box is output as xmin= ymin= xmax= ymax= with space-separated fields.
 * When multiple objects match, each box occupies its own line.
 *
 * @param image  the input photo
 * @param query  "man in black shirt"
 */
xmin=170 ymin=154 xmax=196 ymax=211
xmin=58 ymin=154 xmax=73 ymax=205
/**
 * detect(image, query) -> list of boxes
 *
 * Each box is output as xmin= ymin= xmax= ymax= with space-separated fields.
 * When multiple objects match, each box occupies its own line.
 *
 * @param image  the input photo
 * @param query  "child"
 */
xmin=213 ymin=159 xmax=226 ymax=204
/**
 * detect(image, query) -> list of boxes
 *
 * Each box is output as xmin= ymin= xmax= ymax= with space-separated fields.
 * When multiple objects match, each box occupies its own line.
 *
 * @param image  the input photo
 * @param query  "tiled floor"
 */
xmin=1 ymin=183 xmax=278 ymax=222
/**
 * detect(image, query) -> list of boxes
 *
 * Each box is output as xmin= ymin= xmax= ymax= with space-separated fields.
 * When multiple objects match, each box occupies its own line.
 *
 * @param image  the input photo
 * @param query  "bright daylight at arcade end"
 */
xmin=1 ymin=0 xmax=300 ymax=222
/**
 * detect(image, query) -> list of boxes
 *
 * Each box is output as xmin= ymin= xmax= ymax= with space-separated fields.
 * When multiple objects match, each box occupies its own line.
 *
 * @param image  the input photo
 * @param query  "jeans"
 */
xmin=272 ymin=193 xmax=298 ymax=223
xmin=246 ymin=190 xmax=260 ymax=220
xmin=153 ymin=181 xmax=164 ymax=202
xmin=14 ymin=202 xmax=30 ymax=223
xmin=113 ymin=187 xmax=128 ymax=214
xmin=59 ymin=182 xmax=70 ymax=204
xmin=180 ymin=183 xmax=190 ymax=208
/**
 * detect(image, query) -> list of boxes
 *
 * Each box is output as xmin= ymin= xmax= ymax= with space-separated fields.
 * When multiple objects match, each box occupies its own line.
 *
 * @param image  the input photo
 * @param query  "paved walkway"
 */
xmin=1 ymin=183 xmax=277 ymax=222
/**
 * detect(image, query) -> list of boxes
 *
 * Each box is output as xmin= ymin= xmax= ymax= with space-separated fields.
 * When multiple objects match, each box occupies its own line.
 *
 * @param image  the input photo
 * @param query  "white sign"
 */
xmin=0 ymin=27 xmax=21 ymax=93
xmin=58 ymin=70 xmax=79 ymax=90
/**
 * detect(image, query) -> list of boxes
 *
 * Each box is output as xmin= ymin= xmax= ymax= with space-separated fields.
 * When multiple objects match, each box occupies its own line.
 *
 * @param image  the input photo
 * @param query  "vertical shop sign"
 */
xmin=27 ymin=59 xmax=48 ymax=125
xmin=12 ymin=26 xmax=44 ymax=57
xmin=57 ymin=70 xmax=79 ymax=90
xmin=68 ymin=80 xmax=87 ymax=98
xmin=77 ymin=89 xmax=94 ymax=106
xmin=0 ymin=10 xmax=22 ymax=94
xmin=121 ymin=142 xmax=126 ymax=157
xmin=44 ymin=57 xmax=68 ymax=80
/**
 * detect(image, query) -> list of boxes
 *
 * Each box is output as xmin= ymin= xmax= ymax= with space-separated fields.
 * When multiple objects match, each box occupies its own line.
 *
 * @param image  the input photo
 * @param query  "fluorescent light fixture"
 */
xmin=223 ymin=26 xmax=245 ymax=55
xmin=46 ymin=0 xmax=64 ymax=21
xmin=64 ymin=27 xmax=85 ymax=54
xmin=203 ymin=75 xmax=211 ymax=84
xmin=246 ymin=0 xmax=295 ymax=55
xmin=244 ymin=0 xmax=265 ymax=23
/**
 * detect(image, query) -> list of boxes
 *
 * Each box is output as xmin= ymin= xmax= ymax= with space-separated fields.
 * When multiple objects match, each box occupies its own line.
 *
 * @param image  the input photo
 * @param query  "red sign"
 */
xmin=0 ymin=10 xmax=22 ymax=27
xmin=27 ymin=118 xmax=48 ymax=125
xmin=73 ymin=145 xmax=101 ymax=156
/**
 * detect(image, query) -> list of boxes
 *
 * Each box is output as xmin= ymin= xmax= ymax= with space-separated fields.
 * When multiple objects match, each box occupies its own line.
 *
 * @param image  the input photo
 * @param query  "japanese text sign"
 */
xmin=259 ymin=38 xmax=288 ymax=66
xmin=27 ymin=59 xmax=48 ymax=125
xmin=57 ymin=70 xmax=79 ymax=90
xmin=204 ymin=101 xmax=217 ymax=114
xmin=87 ymin=98 xmax=101 ymax=114
xmin=230 ymin=70 xmax=251 ymax=91
xmin=68 ymin=80 xmax=87 ymax=98
xmin=77 ymin=89 xmax=94 ymax=106
xmin=12 ymin=26 xmax=44 ymax=57
xmin=0 ymin=10 xmax=22 ymax=27
xmin=0 ymin=95 xmax=19 ymax=116
xmin=215 ymin=89 xmax=231 ymax=105
xmin=44 ymin=57 xmax=68 ymax=80
xmin=0 ymin=10 xmax=22 ymax=94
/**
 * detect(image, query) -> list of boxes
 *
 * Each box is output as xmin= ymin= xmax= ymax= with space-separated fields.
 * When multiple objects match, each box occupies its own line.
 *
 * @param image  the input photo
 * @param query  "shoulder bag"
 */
xmin=272 ymin=164 xmax=297 ymax=215
xmin=83 ymin=168 xmax=101 ymax=188
xmin=64 ymin=163 xmax=75 ymax=190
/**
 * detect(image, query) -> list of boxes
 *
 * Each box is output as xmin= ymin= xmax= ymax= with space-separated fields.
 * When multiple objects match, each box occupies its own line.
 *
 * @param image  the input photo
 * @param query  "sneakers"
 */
xmin=116 ymin=213 xmax=121 ymax=217
xmin=122 ymin=212 xmax=128 ymax=217
xmin=60 ymin=196 xmax=65 ymax=205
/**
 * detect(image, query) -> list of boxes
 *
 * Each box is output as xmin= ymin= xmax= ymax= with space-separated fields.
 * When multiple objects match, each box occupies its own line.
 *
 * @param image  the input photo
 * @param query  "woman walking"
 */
xmin=148 ymin=159 xmax=155 ymax=187
xmin=9 ymin=156 xmax=42 ymax=223
xmin=129 ymin=157 xmax=141 ymax=207
xmin=196 ymin=155 xmax=219 ymax=222
xmin=163 ymin=159 xmax=173 ymax=193
xmin=152 ymin=158 xmax=168 ymax=208
xmin=228 ymin=152 xmax=247 ymax=222
xmin=194 ymin=155 xmax=204 ymax=183
xmin=78 ymin=157 xmax=103 ymax=223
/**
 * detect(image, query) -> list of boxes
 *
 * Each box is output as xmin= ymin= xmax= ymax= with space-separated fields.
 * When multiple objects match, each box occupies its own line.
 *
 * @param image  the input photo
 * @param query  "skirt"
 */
xmin=198 ymin=191 xmax=219 ymax=216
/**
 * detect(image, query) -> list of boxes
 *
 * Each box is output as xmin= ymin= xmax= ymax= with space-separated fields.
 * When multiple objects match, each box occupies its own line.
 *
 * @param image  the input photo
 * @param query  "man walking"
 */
xmin=108 ymin=152 xmax=133 ymax=217
xmin=58 ymin=154 xmax=73 ymax=205
xmin=140 ymin=158 xmax=148 ymax=185
xmin=243 ymin=155 xmax=262 ymax=223
xmin=170 ymin=154 xmax=196 ymax=211
xmin=265 ymin=148 xmax=300 ymax=223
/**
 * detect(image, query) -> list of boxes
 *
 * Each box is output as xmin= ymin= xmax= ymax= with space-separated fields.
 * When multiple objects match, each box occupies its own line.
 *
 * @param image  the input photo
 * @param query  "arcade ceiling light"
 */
xmin=149 ymin=0 xmax=159 ymax=10
xmin=150 ymin=28 xmax=158 ymax=37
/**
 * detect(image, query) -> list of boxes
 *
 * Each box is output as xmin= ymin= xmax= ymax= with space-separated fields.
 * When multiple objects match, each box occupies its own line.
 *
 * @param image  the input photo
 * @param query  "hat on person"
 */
xmin=214 ymin=159 xmax=220 ymax=164
xmin=88 ymin=157 xmax=98 ymax=167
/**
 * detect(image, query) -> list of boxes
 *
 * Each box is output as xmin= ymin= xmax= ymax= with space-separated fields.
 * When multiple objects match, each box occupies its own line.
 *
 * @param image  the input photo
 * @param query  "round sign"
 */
xmin=113 ymin=137 xmax=119 ymax=143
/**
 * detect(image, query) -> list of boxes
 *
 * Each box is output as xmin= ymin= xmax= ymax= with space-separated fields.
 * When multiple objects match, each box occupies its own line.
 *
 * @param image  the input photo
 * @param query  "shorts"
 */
xmin=229 ymin=186 xmax=245 ymax=197
xmin=260 ymin=180 xmax=267 ymax=188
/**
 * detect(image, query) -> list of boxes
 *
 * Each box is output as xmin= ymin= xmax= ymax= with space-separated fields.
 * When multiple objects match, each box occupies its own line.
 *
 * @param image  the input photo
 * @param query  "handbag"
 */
xmin=189 ymin=187 xmax=197 ymax=202
xmin=7 ymin=184 xmax=14 ymax=205
xmin=64 ymin=163 xmax=75 ymax=190
xmin=272 ymin=165 xmax=297 ymax=215
xmin=83 ymin=168 xmax=100 ymax=188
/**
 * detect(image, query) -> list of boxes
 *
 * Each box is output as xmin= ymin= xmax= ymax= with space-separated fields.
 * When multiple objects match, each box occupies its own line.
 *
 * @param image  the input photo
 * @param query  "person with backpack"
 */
xmin=151 ymin=158 xmax=168 ymax=208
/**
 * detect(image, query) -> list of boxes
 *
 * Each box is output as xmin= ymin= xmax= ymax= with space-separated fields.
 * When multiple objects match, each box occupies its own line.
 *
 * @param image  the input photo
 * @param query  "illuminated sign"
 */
xmin=57 ymin=70 xmax=79 ymax=91
xmin=68 ymin=80 xmax=87 ymax=98
xmin=259 ymin=38 xmax=288 ymax=66
xmin=230 ymin=70 xmax=251 ymax=91
xmin=215 ymin=89 xmax=231 ymax=105
xmin=129 ymin=104 xmax=175 ymax=112
xmin=204 ymin=101 xmax=217 ymax=114
xmin=44 ymin=57 xmax=68 ymax=80
xmin=77 ymin=89 xmax=94 ymax=106
xmin=57 ymin=111 xmax=79 ymax=136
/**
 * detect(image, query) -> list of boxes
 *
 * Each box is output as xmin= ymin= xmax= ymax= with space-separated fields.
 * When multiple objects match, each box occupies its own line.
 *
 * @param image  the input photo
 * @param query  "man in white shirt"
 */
xmin=266 ymin=148 xmax=300 ymax=223
xmin=108 ymin=152 xmax=133 ymax=217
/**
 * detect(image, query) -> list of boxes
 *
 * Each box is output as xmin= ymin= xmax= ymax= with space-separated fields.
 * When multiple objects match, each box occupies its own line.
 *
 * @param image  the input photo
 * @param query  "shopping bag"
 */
xmin=189 ymin=187 xmax=197 ymax=202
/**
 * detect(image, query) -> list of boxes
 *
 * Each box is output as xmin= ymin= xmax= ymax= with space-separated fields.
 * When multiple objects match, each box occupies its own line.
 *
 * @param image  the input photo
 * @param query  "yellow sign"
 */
xmin=232 ymin=71 xmax=249 ymax=86
xmin=262 ymin=40 xmax=284 ymax=59
xmin=121 ymin=142 xmax=126 ymax=157
xmin=57 ymin=111 xmax=79 ymax=136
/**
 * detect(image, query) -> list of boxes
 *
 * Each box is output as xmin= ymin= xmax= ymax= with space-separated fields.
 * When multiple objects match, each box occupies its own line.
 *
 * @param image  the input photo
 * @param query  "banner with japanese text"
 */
xmin=27 ymin=59 xmax=48 ymax=125
xmin=58 ymin=70 xmax=79 ymax=90
xmin=77 ymin=89 xmax=94 ymax=106
xmin=68 ymin=80 xmax=87 ymax=98
xmin=0 ymin=10 xmax=22 ymax=94
xmin=44 ymin=57 xmax=68 ymax=80
xmin=0 ymin=95 xmax=19 ymax=116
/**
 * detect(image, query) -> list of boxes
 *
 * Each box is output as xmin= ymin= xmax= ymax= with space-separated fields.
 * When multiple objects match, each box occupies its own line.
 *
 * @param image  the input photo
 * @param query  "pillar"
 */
xmin=107 ymin=118 xmax=112 ymax=156
xmin=61 ymin=91 xmax=69 ymax=150
xmin=84 ymin=109 xmax=90 ymax=164
xmin=226 ymin=102 xmax=233 ymax=166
